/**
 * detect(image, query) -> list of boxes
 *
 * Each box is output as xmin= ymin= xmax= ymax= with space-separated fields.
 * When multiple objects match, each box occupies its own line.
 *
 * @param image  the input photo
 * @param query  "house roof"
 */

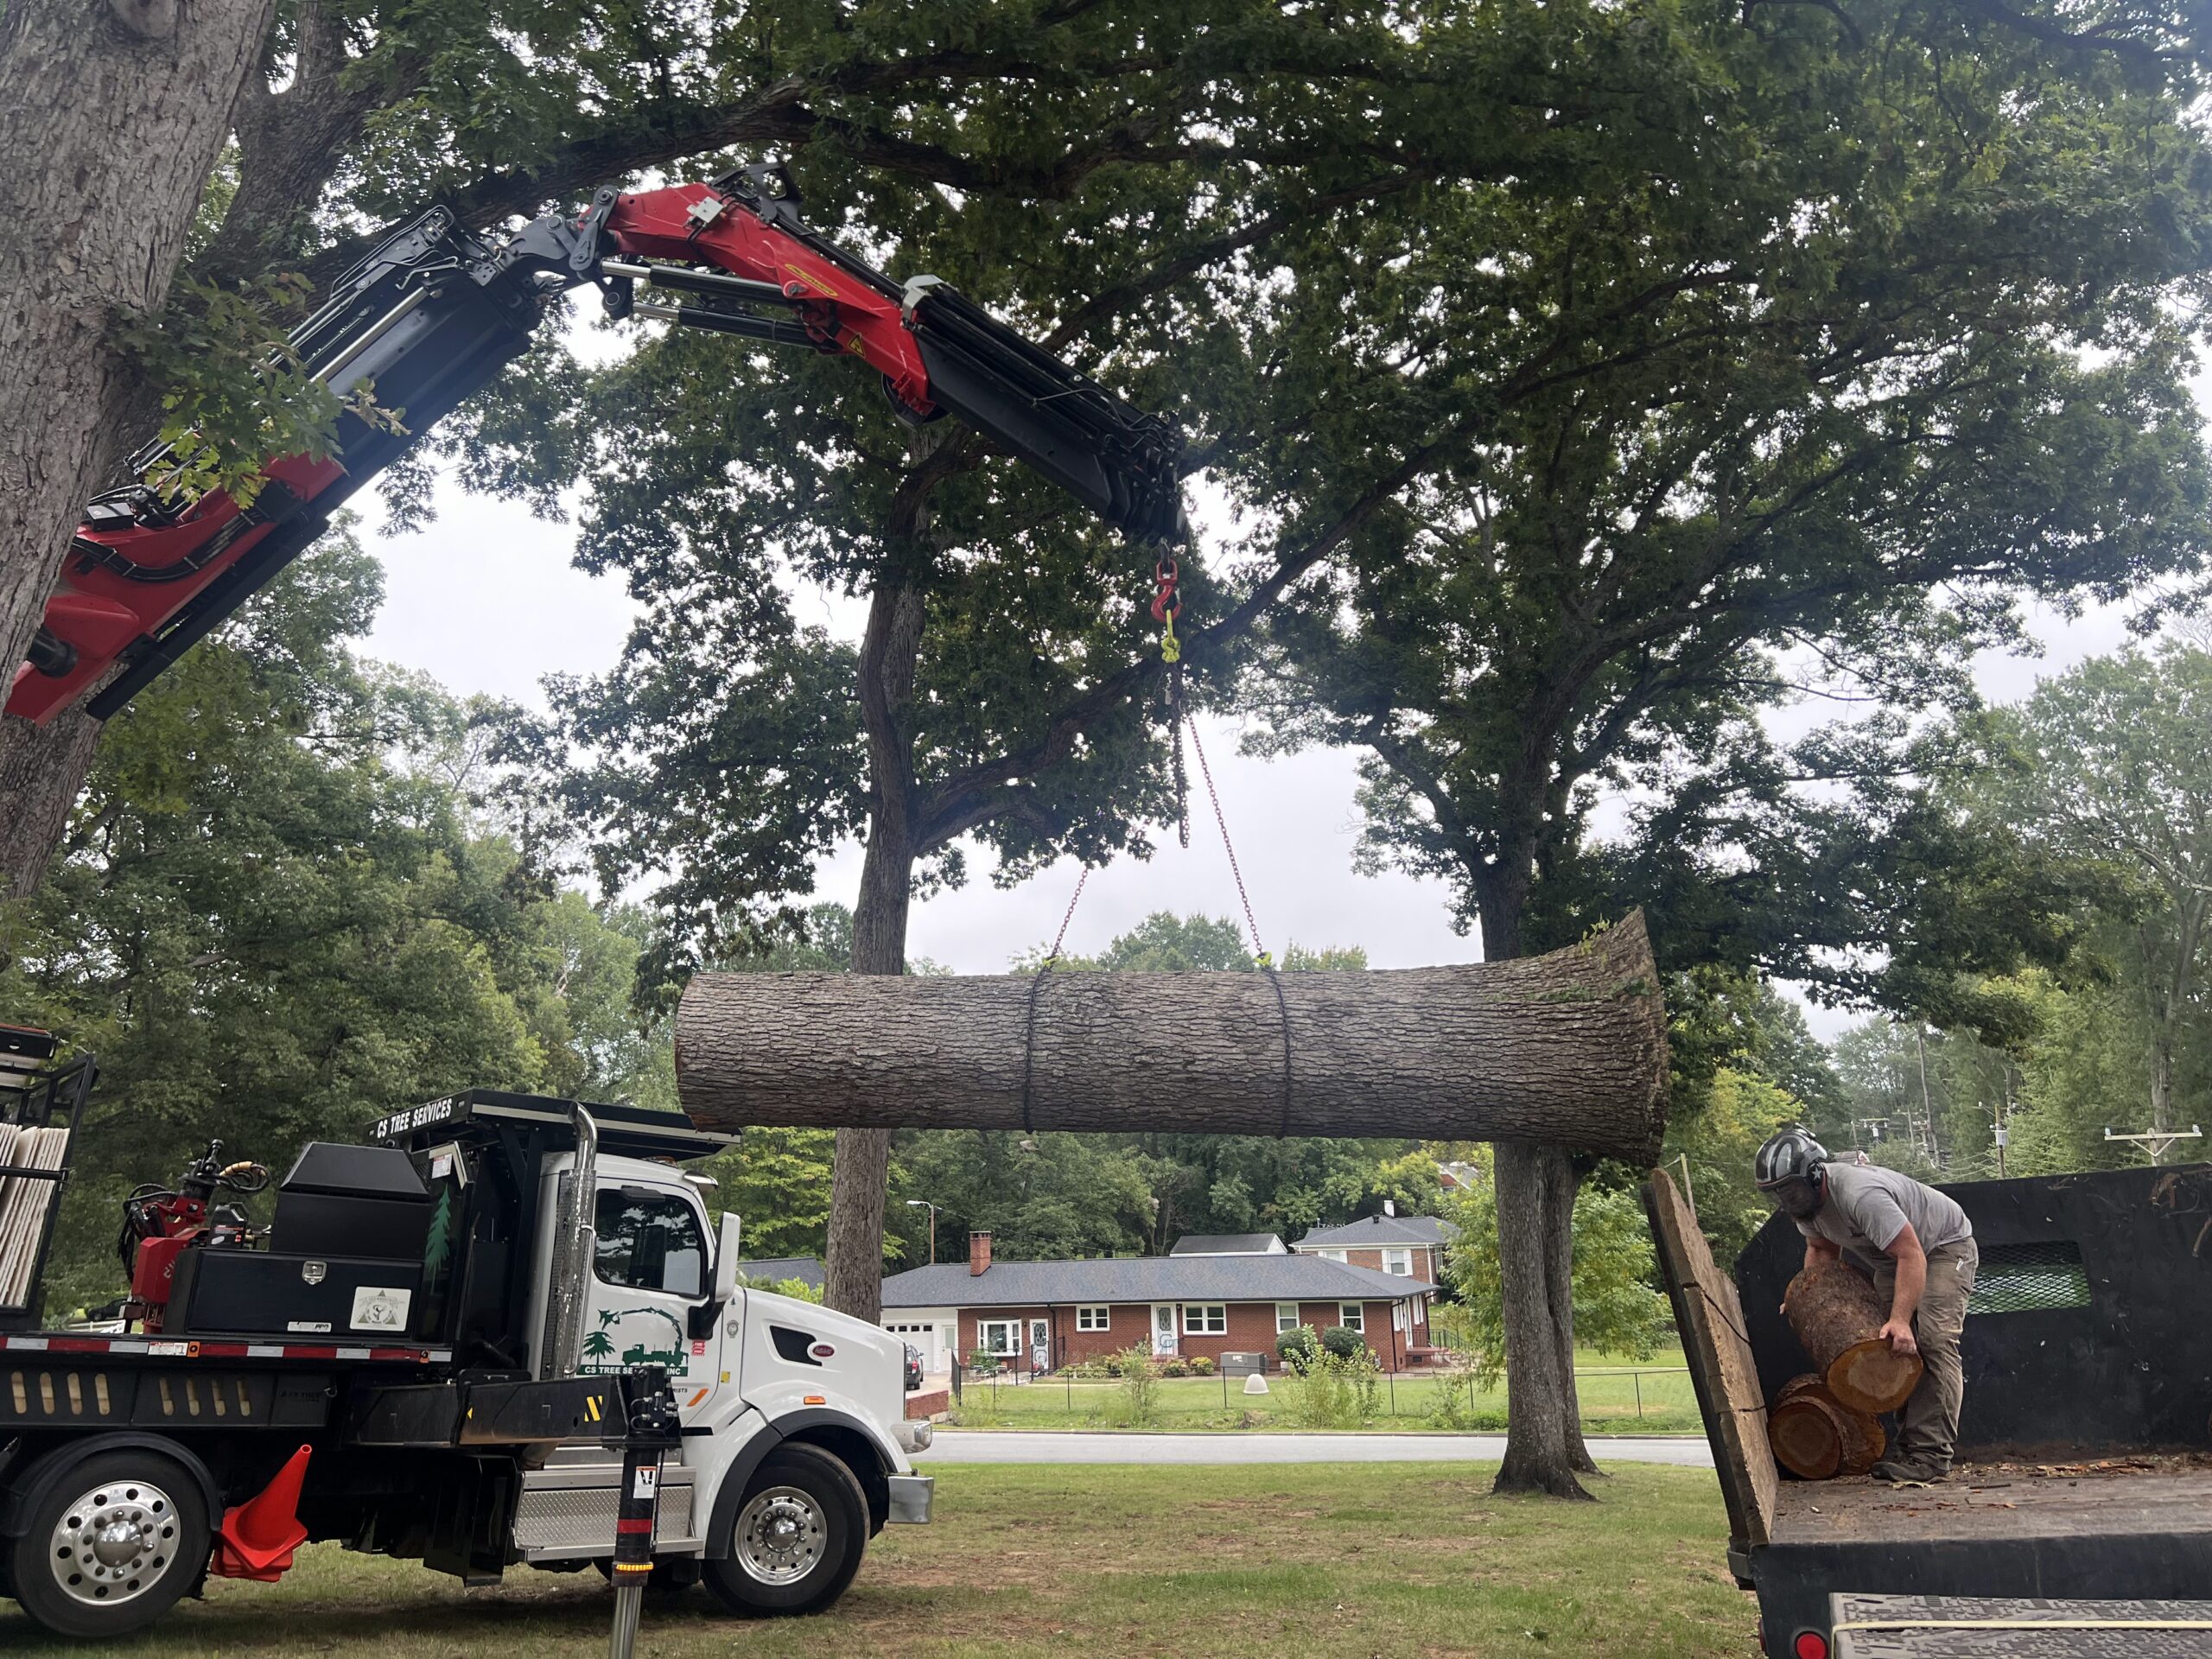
xmin=1168 ymin=1233 xmax=1287 ymax=1256
xmin=1295 ymin=1214 xmax=1460 ymax=1249
xmin=736 ymin=1255 xmax=825 ymax=1291
xmin=880 ymin=1254 xmax=1434 ymax=1309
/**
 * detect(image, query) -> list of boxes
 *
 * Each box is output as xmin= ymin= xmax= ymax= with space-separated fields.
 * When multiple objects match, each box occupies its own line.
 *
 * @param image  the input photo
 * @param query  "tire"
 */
xmin=702 ymin=1443 xmax=868 ymax=1617
xmin=10 ymin=1448 xmax=210 ymax=1641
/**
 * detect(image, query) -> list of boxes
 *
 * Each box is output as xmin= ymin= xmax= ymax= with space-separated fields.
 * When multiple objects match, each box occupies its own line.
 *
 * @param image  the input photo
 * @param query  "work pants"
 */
xmin=1872 ymin=1237 xmax=1977 ymax=1471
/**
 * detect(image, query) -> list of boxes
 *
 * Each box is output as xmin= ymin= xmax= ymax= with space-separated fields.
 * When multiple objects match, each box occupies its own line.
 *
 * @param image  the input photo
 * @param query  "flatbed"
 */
xmin=1644 ymin=1164 xmax=2212 ymax=1659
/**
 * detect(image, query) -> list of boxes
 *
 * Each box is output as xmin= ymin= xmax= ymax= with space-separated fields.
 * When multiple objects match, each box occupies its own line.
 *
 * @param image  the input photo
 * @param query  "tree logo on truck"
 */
xmin=582 ymin=1306 xmax=689 ymax=1376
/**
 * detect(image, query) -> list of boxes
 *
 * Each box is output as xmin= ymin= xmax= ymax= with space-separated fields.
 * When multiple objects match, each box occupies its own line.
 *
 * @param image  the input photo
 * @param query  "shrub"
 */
xmin=1160 ymin=1359 xmax=1190 ymax=1378
xmin=1282 ymin=1343 xmax=1384 ymax=1430
xmin=1320 ymin=1325 xmax=1365 ymax=1360
xmin=1276 ymin=1325 xmax=1320 ymax=1375
xmin=1189 ymin=1356 xmax=1215 ymax=1376
xmin=967 ymin=1349 xmax=1000 ymax=1374
xmin=1115 ymin=1344 xmax=1160 ymax=1426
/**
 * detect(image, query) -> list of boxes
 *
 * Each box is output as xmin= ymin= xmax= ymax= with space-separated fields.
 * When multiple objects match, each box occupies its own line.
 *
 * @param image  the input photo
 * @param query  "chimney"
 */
xmin=969 ymin=1230 xmax=992 ymax=1276
xmin=1382 ymin=1198 xmax=1396 ymax=1217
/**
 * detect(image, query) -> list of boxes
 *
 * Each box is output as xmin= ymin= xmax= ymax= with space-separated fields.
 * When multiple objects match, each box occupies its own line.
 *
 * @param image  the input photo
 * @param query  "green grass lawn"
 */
xmin=949 ymin=1345 xmax=1703 ymax=1433
xmin=0 ymin=1461 xmax=1755 ymax=1658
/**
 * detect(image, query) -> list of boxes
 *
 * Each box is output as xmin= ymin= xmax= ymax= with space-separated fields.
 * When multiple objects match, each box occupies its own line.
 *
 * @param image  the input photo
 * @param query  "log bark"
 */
xmin=1769 ymin=1374 xmax=1885 ymax=1479
xmin=0 ymin=0 xmax=276 ymax=684
xmin=676 ymin=912 xmax=1669 ymax=1156
xmin=1783 ymin=1256 xmax=1923 ymax=1415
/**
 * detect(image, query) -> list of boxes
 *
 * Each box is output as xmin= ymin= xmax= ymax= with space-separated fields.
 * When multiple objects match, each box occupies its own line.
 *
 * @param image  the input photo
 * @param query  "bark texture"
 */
xmin=1491 ymin=1139 xmax=1594 ymax=1497
xmin=677 ymin=912 xmax=1669 ymax=1155
xmin=1769 ymin=1374 xmax=1885 ymax=1479
xmin=1783 ymin=1256 xmax=1923 ymax=1414
xmin=0 ymin=0 xmax=276 ymax=684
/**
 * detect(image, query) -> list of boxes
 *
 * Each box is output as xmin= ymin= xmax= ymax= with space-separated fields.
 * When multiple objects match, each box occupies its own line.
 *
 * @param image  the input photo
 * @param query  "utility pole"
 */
xmin=904 ymin=1199 xmax=940 ymax=1265
xmin=1914 ymin=1023 xmax=1945 ymax=1171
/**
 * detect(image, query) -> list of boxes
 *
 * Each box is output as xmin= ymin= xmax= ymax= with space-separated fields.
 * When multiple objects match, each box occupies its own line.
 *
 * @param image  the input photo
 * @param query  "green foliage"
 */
xmin=1319 ymin=1325 xmax=1364 ymax=1361
xmin=1440 ymin=1164 xmax=1672 ymax=1389
xmin=1663 ymin=1066 xmax=1803 ymax=1265
xmin=1275 ymin=1325 xmax=1319 ymax=1376
xmin=0 ymin=526 xmax=664 ymax=1312
xmin=1188 ymin=1356 xmax=1214 ymax=1377
xmin=750 ymin=1275 xmax=824 ymax=1306
xmin=1115 ymin=1344 xmax=1160 ymax=1427
xmin=1281 ymin=1342 xmax=1382 ymax=1430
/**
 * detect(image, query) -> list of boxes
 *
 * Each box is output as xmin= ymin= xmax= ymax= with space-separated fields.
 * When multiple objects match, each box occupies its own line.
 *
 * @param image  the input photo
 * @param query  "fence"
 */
xmin=944 ymin=1358 xmax=1695 ymax=1426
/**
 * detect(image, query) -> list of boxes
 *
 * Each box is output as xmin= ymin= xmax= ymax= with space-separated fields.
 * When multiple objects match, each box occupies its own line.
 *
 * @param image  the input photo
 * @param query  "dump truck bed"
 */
xmin=1642 ymin=1166 xmax=2212 ymax=1659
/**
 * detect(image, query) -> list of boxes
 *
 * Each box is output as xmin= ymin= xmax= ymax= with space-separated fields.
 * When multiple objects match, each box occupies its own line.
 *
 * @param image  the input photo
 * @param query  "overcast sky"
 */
xmin=356 ymin=360 xmax=2197 ymax=1037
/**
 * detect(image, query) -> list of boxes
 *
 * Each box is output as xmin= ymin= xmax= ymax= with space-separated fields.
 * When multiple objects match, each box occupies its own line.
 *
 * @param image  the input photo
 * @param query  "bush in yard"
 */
xmin=1277 ymin=1325 xmax=1319 ymax=1375
xmin=1320 ymin=1325 xmax=1365 ymax=1361
xmin=1162 ymin=1358 xmax=1191 ymax=1378
xmin=1115 ymin=1344 xmax=1161 ymax=1426
xmin=1283 ymin=1344 xmax=1383 ymax=1430
xmin=1190 ymin=1356 xmax=1215 ymax=1376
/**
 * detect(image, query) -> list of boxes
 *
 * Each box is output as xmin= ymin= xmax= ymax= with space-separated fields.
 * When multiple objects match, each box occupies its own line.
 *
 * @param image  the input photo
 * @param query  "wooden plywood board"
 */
xmin=1643 ymin=1166 xmax=1776 ymax=1548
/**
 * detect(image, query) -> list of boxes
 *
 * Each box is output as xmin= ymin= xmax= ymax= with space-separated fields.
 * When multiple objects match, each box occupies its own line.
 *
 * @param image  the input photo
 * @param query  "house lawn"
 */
xmin=950 ymin=1345 xmax=1704 ymax=1433
xmin=0 ymin=1461 xmax=1756 ymax=1657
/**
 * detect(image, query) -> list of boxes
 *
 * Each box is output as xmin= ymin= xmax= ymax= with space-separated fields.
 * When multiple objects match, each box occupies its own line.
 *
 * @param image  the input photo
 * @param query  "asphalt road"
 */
xmin=917 ymin=1429 xmax=1715 ymax=1467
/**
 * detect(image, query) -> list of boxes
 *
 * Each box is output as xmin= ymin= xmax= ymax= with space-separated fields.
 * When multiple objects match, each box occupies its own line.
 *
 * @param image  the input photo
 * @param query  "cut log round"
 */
xmin=674 ymin=911 xmax=1669 ymax=1156
xmin=1770 ymin=1375 xmax=1885 ymax=1478
xmin=1783 ymin=1256 xmax=1923 ymax=1415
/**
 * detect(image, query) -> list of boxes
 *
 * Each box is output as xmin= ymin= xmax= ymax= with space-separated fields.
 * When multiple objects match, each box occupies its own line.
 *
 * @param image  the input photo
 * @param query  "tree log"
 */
xmin=1770 ymin=1374 xmax=1886 ymax=1479
xmin=675 ymin=912 xmax=1669 ymax=1157
xmin=1783 ymin=1256 xmax=1923 ymax=1414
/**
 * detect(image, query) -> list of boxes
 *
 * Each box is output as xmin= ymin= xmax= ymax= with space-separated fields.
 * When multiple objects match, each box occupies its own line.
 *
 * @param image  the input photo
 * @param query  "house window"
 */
xmin=976 ymin=1319 xmax=1020 ymax=1357
xmin=1275 ymin=1302 xmax=1300 ymax=1333
xmin=1338 ymin=1303 xmax=1364 ymax=1332
xmin=1077 ymin=1306 xmax=1112 ymax=1332
xmin=1183 ymin=1304 xmax=1228 ymax=1336
xmin=593 ymin=1189 xmax=706 ymax=1297
xmin=1321 ymin=1249 xmax=1347 ymax=1262
xmin=1382 ymin=1248 xmax=1413 ymax=1276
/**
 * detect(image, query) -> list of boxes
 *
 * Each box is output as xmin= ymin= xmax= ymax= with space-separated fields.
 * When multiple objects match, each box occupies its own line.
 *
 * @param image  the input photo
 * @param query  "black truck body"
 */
xmin=1645 ymin=1164 xmax=2212 ymax=1659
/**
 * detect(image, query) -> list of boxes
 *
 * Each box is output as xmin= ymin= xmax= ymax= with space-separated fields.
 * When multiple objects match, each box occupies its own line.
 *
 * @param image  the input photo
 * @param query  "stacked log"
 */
xmin=1769 ymin=1375 xmax=1886 ymax=1479
xmin=1783 ymin=1255 xmax=1923 ymax=1414
xmin=673 ymin=911 xmax=1669 ymax=1155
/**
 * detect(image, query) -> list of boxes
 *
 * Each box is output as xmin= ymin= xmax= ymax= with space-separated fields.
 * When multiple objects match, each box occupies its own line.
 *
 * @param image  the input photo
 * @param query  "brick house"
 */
xmin=1293 ymin=1212 xmax=1459 ymax=1286
xmin=880 ymin=1230 xmax=1437 ymax=1375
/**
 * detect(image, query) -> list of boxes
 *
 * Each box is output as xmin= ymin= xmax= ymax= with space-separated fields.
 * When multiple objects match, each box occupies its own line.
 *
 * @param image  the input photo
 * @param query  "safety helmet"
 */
xmin=1753 ymin=1125 xmax=1830 ymax=1190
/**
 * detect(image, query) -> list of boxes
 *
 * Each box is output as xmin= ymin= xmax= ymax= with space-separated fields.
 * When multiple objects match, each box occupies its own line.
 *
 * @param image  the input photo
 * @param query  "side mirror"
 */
xmin=713 ymin=1211 xmax=742 ymax=1305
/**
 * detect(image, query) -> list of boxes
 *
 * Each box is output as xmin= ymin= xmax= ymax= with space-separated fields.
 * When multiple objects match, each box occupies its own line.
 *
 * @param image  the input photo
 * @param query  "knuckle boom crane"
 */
xmin=10 ymin=161 xmax=1186 ymax=725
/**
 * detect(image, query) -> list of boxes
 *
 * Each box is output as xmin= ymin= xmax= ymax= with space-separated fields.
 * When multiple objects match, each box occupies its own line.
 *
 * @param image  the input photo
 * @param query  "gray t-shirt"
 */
xmin=1796 ymin=1161 xmax=1971 ymax=1270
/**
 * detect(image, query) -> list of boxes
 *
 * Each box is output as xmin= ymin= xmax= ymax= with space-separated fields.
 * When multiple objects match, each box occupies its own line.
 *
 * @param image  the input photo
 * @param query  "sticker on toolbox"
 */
xmin=350 ymin=1286 xmax=413 ymax=1332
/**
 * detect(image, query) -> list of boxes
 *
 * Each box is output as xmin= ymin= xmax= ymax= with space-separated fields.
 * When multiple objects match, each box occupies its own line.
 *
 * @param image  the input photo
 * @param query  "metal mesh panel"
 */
xmin=1969 ymin=1240 xmax=2090 ymax=1315
xmin=512 ymin=1481 xmax=696 ymax=1554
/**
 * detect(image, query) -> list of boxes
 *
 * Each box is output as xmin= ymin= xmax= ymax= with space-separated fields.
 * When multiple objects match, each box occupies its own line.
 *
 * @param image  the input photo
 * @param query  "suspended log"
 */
xmin=1770 ymin=1374 xmax=1886 ymax=1479
xmin=1783 ymin=1255 xmax=1923 ymax=1415
xmin=676 ymin=910 xmax=1669 ymax=1156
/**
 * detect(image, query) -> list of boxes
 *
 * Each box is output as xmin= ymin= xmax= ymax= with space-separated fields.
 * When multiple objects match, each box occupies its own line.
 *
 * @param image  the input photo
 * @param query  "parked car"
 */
xmin=905 ymin=1343 xmax=925 ymax=1392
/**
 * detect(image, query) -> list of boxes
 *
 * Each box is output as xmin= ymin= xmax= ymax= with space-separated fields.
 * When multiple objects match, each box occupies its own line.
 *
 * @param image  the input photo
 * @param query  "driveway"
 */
xmin=917 ymin=1428 xmax=1713 ymax=1467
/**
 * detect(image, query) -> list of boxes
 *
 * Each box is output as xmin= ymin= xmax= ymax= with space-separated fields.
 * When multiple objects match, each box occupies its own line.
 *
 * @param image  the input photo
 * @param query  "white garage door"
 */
xmin=884 ymin=1320 xmax=946 ymax=1373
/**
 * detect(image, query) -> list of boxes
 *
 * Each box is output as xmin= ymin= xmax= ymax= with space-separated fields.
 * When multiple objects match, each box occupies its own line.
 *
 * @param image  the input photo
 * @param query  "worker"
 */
xmin=1755 ymin=1126 xmax=1978 ymax=1483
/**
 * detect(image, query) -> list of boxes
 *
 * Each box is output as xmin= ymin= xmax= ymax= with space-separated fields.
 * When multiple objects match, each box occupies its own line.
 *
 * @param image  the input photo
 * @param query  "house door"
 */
xmin=1028 ymin=1317 xmax=1051 ymax=1373
xmin=1151 ymin=1303 xmax=1178 ymax=1357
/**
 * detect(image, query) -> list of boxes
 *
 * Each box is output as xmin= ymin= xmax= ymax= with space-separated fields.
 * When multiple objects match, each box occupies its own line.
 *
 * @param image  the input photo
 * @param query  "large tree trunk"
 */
xmin=676 ymin=913 xmax=1669 ymax=1151
xmin=0 ymin=0 xmax=276 ymax=688
xmin=1492 ymin=1140 xmax=1593 ymax=1499
xmin=821 ymin=575 xmax=926 ymax=1325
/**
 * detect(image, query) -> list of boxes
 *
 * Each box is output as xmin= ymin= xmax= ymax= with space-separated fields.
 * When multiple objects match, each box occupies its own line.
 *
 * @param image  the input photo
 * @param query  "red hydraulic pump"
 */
xmin=118 ymin=1141 xmax=269 ymax=1331
xmin=12 ymin=161 xmax=1185 ymax=726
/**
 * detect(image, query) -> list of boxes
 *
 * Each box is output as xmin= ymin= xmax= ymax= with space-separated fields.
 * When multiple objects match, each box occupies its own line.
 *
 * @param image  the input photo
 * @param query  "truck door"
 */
xmin=582 ymin=1181 xmax=728 ymax=1425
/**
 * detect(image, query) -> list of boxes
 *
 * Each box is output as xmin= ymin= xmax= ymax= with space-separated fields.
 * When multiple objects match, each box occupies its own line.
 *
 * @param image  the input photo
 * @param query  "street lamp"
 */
xmin=905 ymin=1199 xmax=940 ymax=1266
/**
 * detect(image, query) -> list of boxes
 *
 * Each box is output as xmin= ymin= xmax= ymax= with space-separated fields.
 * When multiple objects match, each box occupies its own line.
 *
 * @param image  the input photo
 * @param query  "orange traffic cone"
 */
xmin=211 ymin=1444 xmax=312 ymax=1581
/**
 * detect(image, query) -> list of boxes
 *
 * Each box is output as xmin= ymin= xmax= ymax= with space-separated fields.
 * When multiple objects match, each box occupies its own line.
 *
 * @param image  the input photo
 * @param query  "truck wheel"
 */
xmin=702 ymin=1443 xmax=867 ymax=1617
xmin=10 ymin=1450 xmax=209 ymax=1641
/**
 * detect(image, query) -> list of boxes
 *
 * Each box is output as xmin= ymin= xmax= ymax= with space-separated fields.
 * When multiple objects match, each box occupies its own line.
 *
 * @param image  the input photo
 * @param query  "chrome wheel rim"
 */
xmin=734 ymin=1484 xmax=825 ymax=1586
xmin=47 ymin=1478 xmax=180 ymax=1608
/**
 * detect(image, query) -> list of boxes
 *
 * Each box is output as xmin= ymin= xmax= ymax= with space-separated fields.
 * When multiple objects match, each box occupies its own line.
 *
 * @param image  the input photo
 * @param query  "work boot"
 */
xmin=1872 ymin=1457 xmax=1944 ymax=1484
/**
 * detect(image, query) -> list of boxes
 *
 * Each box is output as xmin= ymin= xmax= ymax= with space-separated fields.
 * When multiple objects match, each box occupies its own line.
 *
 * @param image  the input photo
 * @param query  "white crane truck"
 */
xmin=0 ymin=1056 xmax=930 ymax=1643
